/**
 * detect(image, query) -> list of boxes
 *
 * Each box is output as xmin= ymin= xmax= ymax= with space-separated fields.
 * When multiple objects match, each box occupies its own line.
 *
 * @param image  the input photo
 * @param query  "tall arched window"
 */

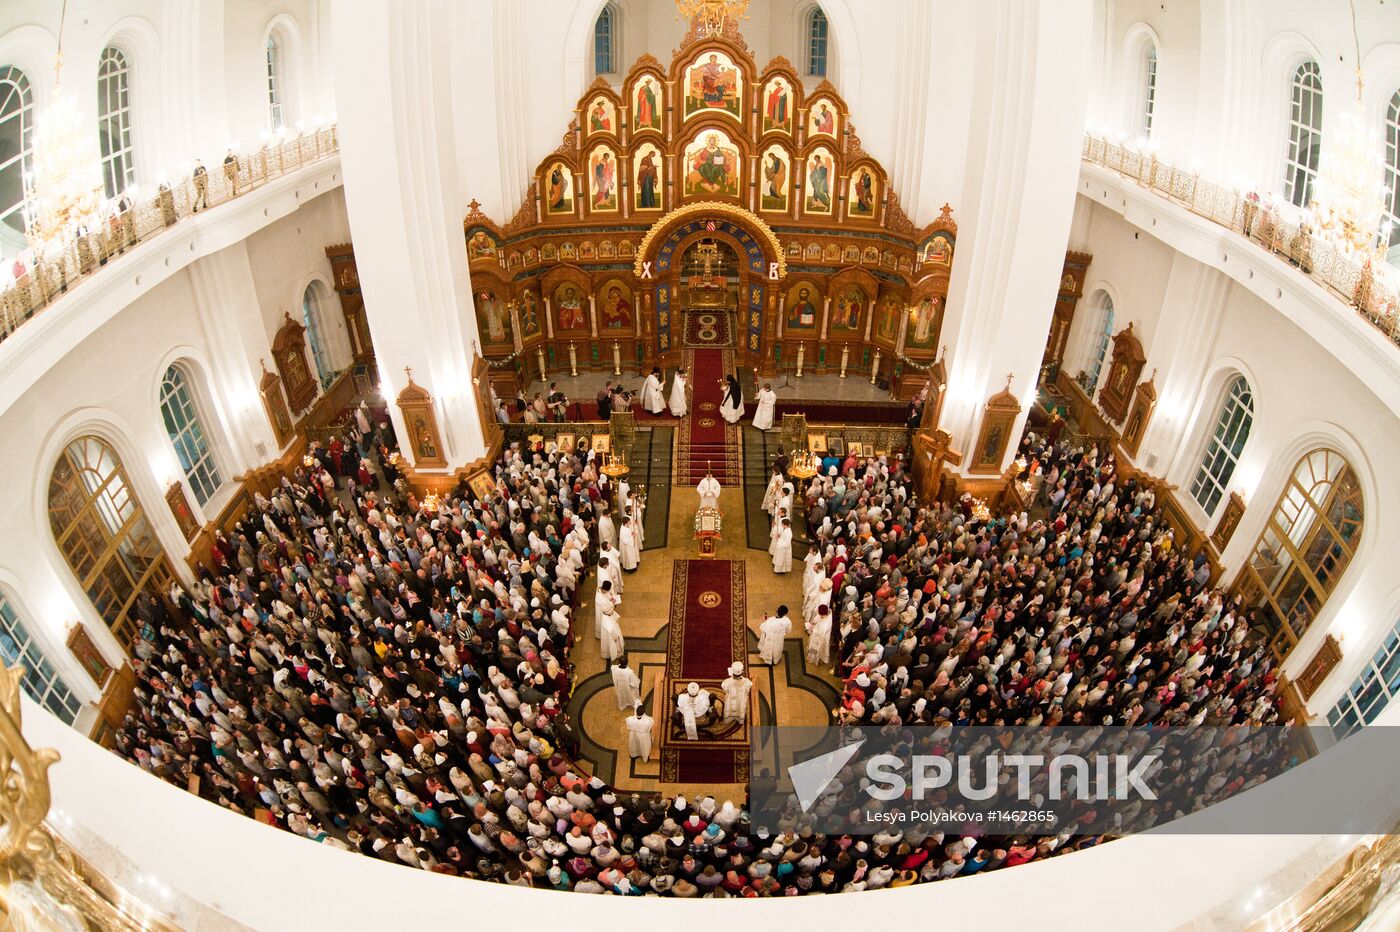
xmin=1240 ymin=448 xmax=1363 ymax=655
xmin=1082 ymin=294 xmax=1114 ymax=394
xmin=1140 ymin=43 xmax=1158 ymax=138
xmin=1283 ymin=60 xmax=1323 ymax=209
xmin=1189 ymin=375 xmax=1254 ymax=515
xmin=97 ymin=46 xmax=136 ymax=198
xmin=593 ymin=4 xmax=616 ymax=76
xmin=1329 ymin=614 xmax=1400 ymax=739
xmin=1382 ymin=87 xmax=1400 ymax=260
xmin=266 ymin=36 xmax=284 ymax=131
xmin=0 ymin=590 xmax=81 ymax=724
xmin=160 ymin=365 xmax=224 ymax=506
xmin=48 ymin=436 xmax=177 ymax=647
xmin=807 ymin=7 xmax=829 ymax=78
xmin=0 ymin=65 xmax=35 ymax=257
xmin=302 ymin=283 xmax=335 ymax=388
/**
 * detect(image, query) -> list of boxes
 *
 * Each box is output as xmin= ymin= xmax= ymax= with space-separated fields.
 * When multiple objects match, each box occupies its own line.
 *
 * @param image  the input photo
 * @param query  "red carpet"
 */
xmin=683 ymin=309 xmax=733 ymax=347
xmin=660 ymin=559 xmax=750 ymax=783
xmin=677 ymin=348 xmax=740 ymax=485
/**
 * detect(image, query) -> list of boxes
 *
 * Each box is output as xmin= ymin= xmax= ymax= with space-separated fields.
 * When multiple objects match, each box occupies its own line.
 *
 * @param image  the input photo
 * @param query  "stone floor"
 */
xmin=567 ymin=480 xmax=839 ymax=801
xmin=526 ymin=369 xmax=897 ymax=408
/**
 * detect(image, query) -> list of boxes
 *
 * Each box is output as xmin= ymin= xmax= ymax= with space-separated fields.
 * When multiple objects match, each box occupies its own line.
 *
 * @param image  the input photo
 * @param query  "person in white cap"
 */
xmin=720 ymin=662 xmax=753 ymax=722
xmin=625 ymin=701 xmax=654 ymax=761
xmin=758 ymin=606 xmax=792 ymax=665
xmin=611 ymin=659 xmax=641 ymax=710
xmin=676 ymin=682 xmax=711 ymax=740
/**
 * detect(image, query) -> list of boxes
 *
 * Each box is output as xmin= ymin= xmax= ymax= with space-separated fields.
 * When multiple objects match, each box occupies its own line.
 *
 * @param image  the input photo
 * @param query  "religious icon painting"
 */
xmin=842 ymin=244 xmax=860 ymax=263
xmin=761 ymin=76 xmax=793 ymax=134
xmin=586 ymin=96 xmax=617 ymax=136
xmin=758 ymin=144 xmax=791 ymax=212
xmin=823 ymin=242 xmax=841 ymax=262
xmin=588 ymin=145 xmax=619 ymax=212
xmin=598 ymin=278 xmax=635 ymax=331
xmin=554 ymin=283 xmax=588 ymax=332
xmin=618 ymin=240 xmax=635 ymax=258
xmin=784 ymin=281 xmax=820 ymax=331
xmin=544 ymin=162 xmax=574 ymax=215
xmin=555 ymin=433 xmax=576 ymax=454
xmin=518 ymin=289 xmax=543 ymax=341
xmin=807 ymin=97 xmax=838 ymax=139
xmin=847 ymin=165 xmax=878 ymax=219
xmin=807 ymin=433 xmax=827 ymax=453
xmin=786 ymin=241 xmax=801 ymax=258
xmin=847 ymin=442 xmax=865 ymax=457
xmin=632 ymin=76 xmax=662 ymax=132
xmin=466 ymin=229 xmax=497 ymax=261
xmin=579 ymin=242 xmax=596 ymax=260
xmin=475 ymin=290 xmax=512 ymax=346
xmin=831 ymin=287 xmax=866 ymax=335
xmin=633 ymin=142 xmax=663 ymax=211
xmin=875 ymin=294 xmax=901 ymax=343
xmin=591 ymin=434 xmax=612 ymax=454
xmin=683 ymin=50 xmax=743 ymax=121
xmin=684 ymin=129 xmax=741 ymax=198
xmin=599 ymin=240 xmax=617 ymax=259
xmin=906 ymin=296 xmax=941 ymax=351
xmin=803 ymin=147 xmax=835 ymax=215
xmin=540 ymin=243 xmax=557 ymax=262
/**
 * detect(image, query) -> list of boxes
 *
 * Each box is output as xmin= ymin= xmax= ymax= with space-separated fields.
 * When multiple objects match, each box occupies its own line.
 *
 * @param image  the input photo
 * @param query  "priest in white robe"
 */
xmin=641 ymin=367 xmax=666 ymax=414
xmin=758 ymin=607 xmax=792 ymax=665
xmin=676 ymin=682 xmax=712 ymax=740
xmin=594 ymin=579 xmax=620 ymax=637
xmin=619 ymin=520 xmax=640 ymax=572
xmin=752 ymin=383 xmax=777 ymax=431
xmin=626 ymin=702 xmax=654 ymax=760
xmin=597 ymin=508 xmax=617 ymax=550
xmin=697 ymin=472 xmax=722 ymax=510
xmin=806 ymin=603 xmax=832 ymax=666
xmin=760 ymin=469 xmax=784 ymax=517
xmin=599 ymin=607 xmax=626 ymax=662
xmin=611 ymin=661 xmax=641 ymax=710
xmin=599 ymin=545 xmax=623 ymax=593
xmin=668 ymin=368 xmax=689 ymax=417
xmin=720 ymin=662 xmax=753 ymax=722
xmin=805 ymin=577 xmax=833 ymax=627
xmin=771 ymin=518 xmax=793 ymax=574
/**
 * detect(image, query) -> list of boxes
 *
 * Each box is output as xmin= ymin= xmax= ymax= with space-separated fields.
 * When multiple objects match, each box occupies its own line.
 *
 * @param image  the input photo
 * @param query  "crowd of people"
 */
xmin=111 ymin=407 xmax=1285 ymax=895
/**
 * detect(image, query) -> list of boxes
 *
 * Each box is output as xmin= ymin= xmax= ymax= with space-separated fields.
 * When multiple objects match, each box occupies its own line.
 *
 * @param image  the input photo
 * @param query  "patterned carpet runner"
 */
xmin=659 ymin=559 xmax=750 ymax=783
xmin=682 ymin=309 xmax=733 ymax=347
xmin=676 ymin=347 xmax=741 ymax=486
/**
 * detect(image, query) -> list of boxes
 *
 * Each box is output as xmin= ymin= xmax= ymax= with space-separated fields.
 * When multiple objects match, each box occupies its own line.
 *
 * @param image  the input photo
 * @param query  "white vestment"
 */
xmin=720 ymin=388 xmax=743 ymax=424
xmin=597 ymin=513 xmax=617 ymax=549
xmin=806 ymin=613 xmax=832 ymax=665
xmin=760 ymin=473 xmax=783 ymax=515
xmin=641 ymin=374 xmax=666 ymax=413
xmin=805 ymin=586 xmax=832 ymax=627
xmin=626 ymin=713 xmax=654 ymax=760
xmin=752 ymin=388 xmax=777 ymax=431
xmin=611 ymin=665 xmax=641 ymax=710
xmin=771 ymin=527 xmax=793 ymax=573
xmin=758 ymin=614 xmax=792 ymax=665
xmin=697 ymin=476 xmax=722 ymax=510
xmin=720 ymin=674 xmax=753 ymax=721
xmin=669 ymin=375 xmax=688 ymax=417
xmin=599 ymin=611 xmax=626 ymax=661
xmin=619 ymin=523 xmax=640 ymax=571
xmin=676 ymin=688 xmax=711 ymax=740
xmin=599 ymin=545 xmax=623 ymax=592
xmin=594 ymin=589 xmax=619 ymax=637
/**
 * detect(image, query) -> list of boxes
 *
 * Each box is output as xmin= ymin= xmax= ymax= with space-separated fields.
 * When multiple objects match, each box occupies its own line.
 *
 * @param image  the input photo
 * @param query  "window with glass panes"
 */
xmin=1190 ymin=375 xmax=1254 ymax=515
xmin=97 ymin=47 xmax=136 ymax=198
xmin=1283 ymin=60 xmax=1323 ymax=209
xmin=160 ymin=366 xmax=223 ymax=506
xmin=0 ymin=591 xmax=81 ymax=725
xmin=1382 ymin=88 xmax=1400 ymax=256
xmin=807 ymin=8 xmax=829 ymax=78
xmin=593 ymin=5 xmax=615 ymax=76
xmin=266 ymin=36 xmax=284 ymax=131
xmin=1141 ymin=45 xmax=1157 ymax=138
xmin=1329 ymin=619 xmax=1400 ymax=739
xmin=0 ymin=66 xmax=34 ymax=251
xmin=302 ymin=284 xmax=334 ymax=387
xmin=1084 ymin=296 xmax=1114 ymax=394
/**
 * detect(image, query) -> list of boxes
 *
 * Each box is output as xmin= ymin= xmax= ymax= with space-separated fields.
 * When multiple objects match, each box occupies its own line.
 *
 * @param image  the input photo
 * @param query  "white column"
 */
xmin=940 ymin=0 xmax=1092 ymax=475
xmin=333 ymin=0 xmax=486 ymax=471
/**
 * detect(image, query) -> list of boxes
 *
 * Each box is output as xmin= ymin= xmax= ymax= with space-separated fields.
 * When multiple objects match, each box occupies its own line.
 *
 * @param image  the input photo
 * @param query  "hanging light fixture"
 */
xmin=674 ymin=0 xmax=750 ymax=37
xmin=1310 ymin=0 xmax=1388 ymax=257
xmin=22 ymin=1 xmax=107 ymax=262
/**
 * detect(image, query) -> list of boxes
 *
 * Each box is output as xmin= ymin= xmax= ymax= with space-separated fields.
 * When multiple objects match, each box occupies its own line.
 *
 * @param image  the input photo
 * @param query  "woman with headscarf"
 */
xmin=719 ymin=373 xmax=744 ymax=424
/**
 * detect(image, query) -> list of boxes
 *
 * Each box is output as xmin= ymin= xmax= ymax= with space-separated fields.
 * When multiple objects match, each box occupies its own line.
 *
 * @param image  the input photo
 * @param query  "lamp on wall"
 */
xmin=21 ymin=1 xmax=108 ymax=262
xmin=673 ymin=0 xmax=750 ymax=36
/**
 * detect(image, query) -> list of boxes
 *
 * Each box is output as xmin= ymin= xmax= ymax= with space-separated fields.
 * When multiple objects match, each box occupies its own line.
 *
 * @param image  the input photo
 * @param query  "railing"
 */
xmin=0 ymin=126 xmax=340 ymax=344
xmin=1081 ymin=134 xmax=1400 ymax=347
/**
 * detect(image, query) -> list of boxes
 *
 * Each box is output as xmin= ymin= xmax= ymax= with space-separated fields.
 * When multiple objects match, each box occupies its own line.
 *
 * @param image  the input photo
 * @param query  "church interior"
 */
xmin=2 ymin=0 xmax=1400 ymax=928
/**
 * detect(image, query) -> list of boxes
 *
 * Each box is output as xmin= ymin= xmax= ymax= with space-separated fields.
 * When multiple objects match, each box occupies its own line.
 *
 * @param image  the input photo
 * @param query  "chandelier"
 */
xmin=674 ymin=0 xmax=749 ymax=36
xmin=22 ymin=82 xmax=107 ymax=262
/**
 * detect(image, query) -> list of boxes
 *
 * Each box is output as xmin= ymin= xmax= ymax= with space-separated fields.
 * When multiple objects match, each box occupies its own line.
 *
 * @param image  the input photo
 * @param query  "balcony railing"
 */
xmin=1081 ymin=134 xmax=1400 ymax=347
xmin=0 ymin=126 xmax=339 ymax=344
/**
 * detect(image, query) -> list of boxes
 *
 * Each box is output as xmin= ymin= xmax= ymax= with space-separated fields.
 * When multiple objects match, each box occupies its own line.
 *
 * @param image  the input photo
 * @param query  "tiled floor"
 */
xmin=568 ymin=482 xmax=839 ymax=800
xmin=527 ymin=369 xmax=897 ymax=409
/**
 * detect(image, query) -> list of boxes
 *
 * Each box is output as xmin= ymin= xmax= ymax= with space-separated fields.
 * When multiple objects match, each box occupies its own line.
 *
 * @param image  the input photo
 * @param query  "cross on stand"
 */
xmin=913 ymin=427 xmax=962 ymax=504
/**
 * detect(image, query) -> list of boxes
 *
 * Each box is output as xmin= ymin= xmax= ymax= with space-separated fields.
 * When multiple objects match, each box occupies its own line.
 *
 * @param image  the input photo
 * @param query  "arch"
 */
xmin=262 ymin=12 xmax=307 ymax=131
xmin=1073 ymin=286 xmax=1116 ymax=395
xmin=633 ymin=201 xmax=784 ymax=280
xmin=1185 ymin=371 xmax=1254 ymax=517
xmin=159 ymin=362 xmax=226 ymax=507
xmin=1282 ymin=59 xmax=1323 ymax=208
xmin=96 ymin=45 xmax=136 ymax=198
xmin=803 ymin=4 xmax=830 ymax=79
xmin=0 ymin=25 xmax=59 ymax=109
xmin=1260 ymin=30 xmax=1324 ymax=202
xmin=0 ymin=580 xmax=83 ymax=723
xmin=592 ymin=1 xmax=619 ymax=78
xmin=0 ymin=63 xmax=34 ymax=259
xmin=1119 ymin=22 xmax=1161 ymax=141
xmin=1381 ymin=86 xmax=1400 ymax=260
xmin=98 ymin=15 xmax=160 ymax=189
xmin=301 ymin=279 xmax=337 ymax=387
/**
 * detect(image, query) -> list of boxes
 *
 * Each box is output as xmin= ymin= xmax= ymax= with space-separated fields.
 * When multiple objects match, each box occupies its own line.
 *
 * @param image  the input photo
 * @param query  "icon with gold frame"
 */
xmin=591 ymin=434 xmax=612 ymax=453
xmin=468 ymin=471 xmax=496 ymax=501
xmin=827 ymin=437 xmax=845 ymax=456
xmin=847 ymin=441 xmax=865 ymax=457
xmin=807 ymin=433 xmax=827 ymax=453
xmin=556 ymin=432 xmax=576 ymax=453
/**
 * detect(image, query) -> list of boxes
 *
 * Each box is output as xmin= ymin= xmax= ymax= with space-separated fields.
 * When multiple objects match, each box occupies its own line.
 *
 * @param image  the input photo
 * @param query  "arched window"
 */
xmin=593 ymin=4 xmax=616 ymax=76
xmin=1283 ymin=60 xmax=1323 ymax=209
xmin=1082 ymin=294 xmax=1114 ymax=394
xmin=97 ymin=46 xmax=136 ymax=198
xmin=1189 ymin=375 xmax=1254 ymax=515
xmin=0 ymin=590 xmax=81 ymax=724
xmin=48 ymin=436 xmax=177 ymax=647
xmin=1140 ymin=43 xmax=1158 ymax=138
xmin=302 ymin=283 xmax=335 ymax=388
xmin=1329 ymin=614 xmax=1400 ymax=739
xmin=266 ymin=35 xmax=284 ymax=131
xmin=1382 ymin=87 xmax=1400 ymax=260
xmin=1240 ymin=448 xmax=1363 ymax=655
xmin=807 ymin=7 xmax=829 ymax=78
xmin=0 ymin=66 xmax=35 ymax=257
xmin=160 ymin=365 xmax=224 ymax=506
